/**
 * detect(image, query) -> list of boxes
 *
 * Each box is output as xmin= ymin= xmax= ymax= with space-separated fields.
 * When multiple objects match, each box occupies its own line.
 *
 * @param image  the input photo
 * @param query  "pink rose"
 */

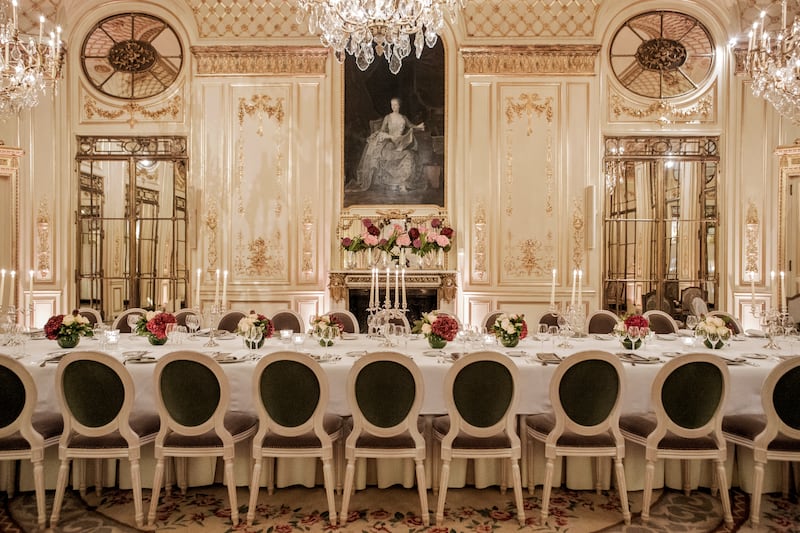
xmin=363 ymin=235 xmax=379 ymax=246
xmin=435 ymin=235 xmax=450 ymax=247
xmin=426 ymin=234 xmax=436 ymax=242
xmin=396 ymin=234 xmax=411 ymax=246
xmin=412 ymin=238 xmax=422 ymax=248
xmin=362 ymin=218 xmax=372 ymax=228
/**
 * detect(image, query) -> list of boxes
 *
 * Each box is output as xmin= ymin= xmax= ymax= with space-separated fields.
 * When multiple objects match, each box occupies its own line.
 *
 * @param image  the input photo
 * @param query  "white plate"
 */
xmin=743 ymin=353 xmax=770 ymax=360
xmin=505 ymin=350 xmax=527 ymax=357
xmin=341 ymin=333 xmax=359 ymax=340
xmin=422 ymin=350 xmax=445 ymax=357
xmin=592 ymin=334 xmax=614 ymax=341
xmin=345 ymin=350 xmax=367 ymax=358
xmin=122 ymin=350 xmax=149 ymax=358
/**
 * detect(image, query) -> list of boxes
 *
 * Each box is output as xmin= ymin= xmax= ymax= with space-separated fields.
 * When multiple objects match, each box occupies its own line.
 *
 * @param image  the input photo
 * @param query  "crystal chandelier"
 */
xmin=296 ymin=0 xmax=463 ymax=74
xmin=0 ymin=0 xmax=63 ymax=116
xmin=744 ymin=0 xmax=800 ymax=122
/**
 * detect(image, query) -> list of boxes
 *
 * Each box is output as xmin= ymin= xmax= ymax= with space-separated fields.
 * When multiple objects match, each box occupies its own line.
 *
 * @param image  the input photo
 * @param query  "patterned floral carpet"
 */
xmin=2 ymin=483 xmax=797 ymax=532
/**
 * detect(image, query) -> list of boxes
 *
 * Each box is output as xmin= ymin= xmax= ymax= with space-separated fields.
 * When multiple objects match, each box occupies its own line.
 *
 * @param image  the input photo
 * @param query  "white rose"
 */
xmin=75 ymin=315 xmax=90 ymax=325
xmin=238 ymin=317 xmax=254 ymax=331
xmin=710 ymin=317 xmax=724 ymax=328
xmin=421 ymin=323 xmax=432 ymax=335
xmin=62 ymin=314 xmax=75 ymax=326
xmin=503 ymin=322 xmax=516 ymax=335
xmin=145 ymin=310 xmax=158 ymax=321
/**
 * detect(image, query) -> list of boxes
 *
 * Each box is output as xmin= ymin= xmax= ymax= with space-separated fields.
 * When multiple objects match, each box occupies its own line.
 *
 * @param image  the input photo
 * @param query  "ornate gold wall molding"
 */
xmin=744 ymin=201 xmax=760 ymax=279
xmin=571 ymin=198 xmax=585 ymax=270
xmin=301 ymin=198 xmax=315 ymax=278
xmin=191 ymin=46 xmax=328 ymax=75
xmin=464 ymin=0 xmax=600 ymax=38
xmin=608 ymin=87 xmax=715 ymax=124
xmin=473 ymin=200 xmax=487 ymax=282
xmin=204 ymin=198 xmax=219 ymax=272
xmin=462 ymin=45 xmax=600 ymax=75
xmin=82 ymin=91 xmax=183 ymax=128
xmin=35 ymin=198 xmax=51 ymax=280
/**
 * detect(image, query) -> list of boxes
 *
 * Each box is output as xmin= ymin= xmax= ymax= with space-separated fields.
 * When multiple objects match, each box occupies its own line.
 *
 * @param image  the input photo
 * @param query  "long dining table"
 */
xmin=8 ymin=328 xmax=793 ymax=495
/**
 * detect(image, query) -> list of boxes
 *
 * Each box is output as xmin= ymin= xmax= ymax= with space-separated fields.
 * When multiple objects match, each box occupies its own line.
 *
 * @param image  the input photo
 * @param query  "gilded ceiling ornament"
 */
xmin=192 ymin=46 xmax=328 ymax=74
xmin=186 ymin=0 xmax=306 ymax=39
xmin=464 ymin=1 xmax=600 ymax=38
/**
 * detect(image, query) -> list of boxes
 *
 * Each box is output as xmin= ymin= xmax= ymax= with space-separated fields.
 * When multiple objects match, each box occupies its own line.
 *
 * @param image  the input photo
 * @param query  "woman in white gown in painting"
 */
xmin=348 ymin=97 xmax=425 ymax=192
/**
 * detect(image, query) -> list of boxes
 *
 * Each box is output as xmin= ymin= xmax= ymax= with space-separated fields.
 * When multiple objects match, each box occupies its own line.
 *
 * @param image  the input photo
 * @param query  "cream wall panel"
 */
xmin=565 ymin=82 xmax=591 ymax=298
xmin=296 ymin=82 xmax=322 ymax=286
xmin=497 ymin=83 xmax=559 ymax=285
xmin=466 ymin=82 xmax=492 ymax=286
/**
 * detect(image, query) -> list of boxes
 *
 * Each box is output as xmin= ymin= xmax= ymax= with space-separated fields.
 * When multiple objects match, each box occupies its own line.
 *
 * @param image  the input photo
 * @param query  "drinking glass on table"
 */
xmin=537 ymin=323 xmax=550 ymax=353
xmin=706 ymin=330 xmax=720 ymax=349
xmin=175 ymin=325 xmax=188 ymax=345
xmin=626 ymin=326 xmax=640 ymax=351
xmin=693 ymin=326 xmax=707 ymax=347
xmin=127 ymin=313 xmax=141 ymax=339
xmin=548 ymin=325 xmax=559 ymax=350
xmin=243 ymin=326 xmax=263 ymax=354
xmin=165 ymin=323 xmax=178 ymax=344
xmin=185 ymin=314 xmax=200 ymax=337
xmin=685 ymin=315 xmax=699 ymax=331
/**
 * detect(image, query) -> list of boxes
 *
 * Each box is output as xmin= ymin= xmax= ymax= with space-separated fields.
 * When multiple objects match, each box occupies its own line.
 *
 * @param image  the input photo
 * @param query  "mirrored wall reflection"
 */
xmin=76 ymin=137 xmax=188 ymax=322
xmin=603 ymin=136 xmax=719 ymax=322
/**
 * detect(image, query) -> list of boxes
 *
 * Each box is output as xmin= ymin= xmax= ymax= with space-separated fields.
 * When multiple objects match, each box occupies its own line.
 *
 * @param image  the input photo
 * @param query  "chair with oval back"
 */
xmin=526 ymin=350 xmax=630 ymax=525
xmin=77 ymin=307 xmax=103 ymax=326
xmin=340 ymin=351 xmax=429 ymax=526
xmin=584 ymin=310 xmax=619 ymax=334
xmin=708 ymin=311 xmax=743 ymax=335
xmin=148 ymin=350 xmax=258 ymax=527
xmin=0 ymin=354 xmax=62 ymax=529
xmin=51 ymin=351 xmax=160 ymax=529
xmin=174 ymin=308 xmax=201 ymax=328
xmin=270 ymin=310 xmax=305 ymax=333
xmin=216 ymin=310 xmax=246 ymax=332
xmin=643 ymin=310 xmax=679 ymax=334
xmin=482 ymin=311 xmax=505 ymax=333
xmin=433 ymin=351 xmax=525 ymax=526
xmin=619 ymin=353 xmax=732 ymax=527
xmin=722 ymin=357 xmax=800 ymax=527
xmin=111 ymin=308 xmax=148 ymax=333
xmin=328 ymin=310 xmax=359 ymax=334
xmin=246 ymin=351 xmax=344 ymax=525
xmin=538 ymin=312 xmax=561 ymax=328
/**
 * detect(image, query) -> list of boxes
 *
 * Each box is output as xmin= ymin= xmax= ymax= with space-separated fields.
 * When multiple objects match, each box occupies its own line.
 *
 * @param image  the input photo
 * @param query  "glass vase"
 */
xmin=57 ymin=334 xmax=80 ymax=349
xmin=500 ymin=335 xmax=519 ymax=348
xmin=148 ymin=334 xmax=167 ymax=346
xmin=427 ymin=334 xmax=447 ymax=349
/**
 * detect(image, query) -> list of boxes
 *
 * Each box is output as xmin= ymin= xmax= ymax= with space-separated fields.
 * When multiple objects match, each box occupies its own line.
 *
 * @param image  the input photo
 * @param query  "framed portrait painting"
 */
xmin=342 ymin=41 xmax=445 ymax=208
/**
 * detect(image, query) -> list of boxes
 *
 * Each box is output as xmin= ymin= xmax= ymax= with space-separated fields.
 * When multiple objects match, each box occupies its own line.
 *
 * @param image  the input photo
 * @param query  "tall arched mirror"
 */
xmin=603 ymin=136 xmax=719 ymax=321
xmin=76 ymin=136 xmax=188 ymax=322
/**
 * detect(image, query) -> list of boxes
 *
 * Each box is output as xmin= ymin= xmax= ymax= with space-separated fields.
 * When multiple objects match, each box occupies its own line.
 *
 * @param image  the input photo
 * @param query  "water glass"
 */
xmin=292 ymin=332 xmax=306 ymax=352
xmin=185 ymin=314 xmax=200 ymax=336
xmin=537 ymin=323 xmax=549 ymax=353
xmin=686 ymin=315 xmax=699 ymax=331
xmin=127 ymin=313 xmax=141 ymax=338
xmin=105 ymin=328 xmax=120 ymax=347
xmin=279 ymin=329 xmax=293 ymax=344
xmin=547 ymin=325 xmax=559 ymax=350
xmin=166 ymin=323 xmax=178 ymax=344
xmin=243 ymin=326 xmax=263 ymax=352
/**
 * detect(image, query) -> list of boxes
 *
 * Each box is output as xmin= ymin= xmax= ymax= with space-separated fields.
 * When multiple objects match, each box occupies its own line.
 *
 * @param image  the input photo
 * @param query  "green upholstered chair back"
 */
xmin=453 ymin=359 xmax=514 ymax=428
xmin=771 ymin=362 xmax=800 ymax=433
xmin=661 ymin=360 xmax=723 ymax=430
xmin=160 ymin=359 xmax=221 ymax=427
xmin=217 ymin=311 xmax=246 ymax=333
xmin=644 ymin=312 xmax=678 ymax=334
xmin=62 ymin=359 xmax=125 ymax=428
xmin=260 ymin=359 xmax=320 ymax=428
xmin=329 ymin=311 xmax=358 ymax=334
xmin=112 ymin=308 xmax=147 ymax=333
xmin=271 ymin=311 xmax=304 ymax=333
xmin=559 ymin=358 xmax=619 ymax=427
xmin=355 ymin=360 xmax=416 ymax=428
xmin=0 ymin=361 xmax=26 ymax=430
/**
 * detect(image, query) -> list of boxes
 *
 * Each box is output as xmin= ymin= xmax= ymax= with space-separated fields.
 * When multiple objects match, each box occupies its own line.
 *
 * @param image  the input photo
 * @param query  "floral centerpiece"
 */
xmin=310 ymin=314 xmax=344 ymax=347
xmin=44 ymin=310 xmax=94 ymax=349
xmin=696 ymin=316 xmax=733 ymax=349
xmin=613 ymin=314 xmax=649 ymax=350
xmin=136 ymin=310 xmax=177 ymax=345
xmin=340 ymin=217 xmax=455 ymax=268
xmin=413 ymin=311 xmax=459 ymax=349
xmin=492 ymin=313 xmax=528 ymax=348
xmin=236 ymin=311 xmax=274 ymax=349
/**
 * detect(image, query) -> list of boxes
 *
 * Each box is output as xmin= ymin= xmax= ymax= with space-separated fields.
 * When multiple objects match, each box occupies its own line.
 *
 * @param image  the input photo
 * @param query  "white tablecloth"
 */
xmin=10 ymin=331 xmax=791 ymax=494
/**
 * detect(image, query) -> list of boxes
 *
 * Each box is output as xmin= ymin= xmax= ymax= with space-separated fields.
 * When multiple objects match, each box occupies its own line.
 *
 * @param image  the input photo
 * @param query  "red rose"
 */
xmin=520 ymin=320 xmax=528 ymax=339
xmin=430 ymin=218 xmax=441 ymax=228
xmin=440 ymin=227 xmax=454 ymax=238
xmin=431 ymin=315 xmax=459 ymax=341
xmin=367 ymin=224 xmax=380 ymax=236
xmin=408 ymin=227 xmax=420 ymax=240
xmin=44 ymin=314 xmax=64 ymax=340
xmin=341 ymin=237 xmax=352 ymax=247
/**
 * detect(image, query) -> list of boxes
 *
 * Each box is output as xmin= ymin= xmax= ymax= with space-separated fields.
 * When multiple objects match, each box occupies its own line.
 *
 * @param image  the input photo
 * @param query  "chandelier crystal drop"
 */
xmin=296 ymin=0 xmax=463 ymax=74
xmin=0 ymin=0 xmax=64 ymax=116
xmin=744 ymin=0 xmax=800 ymax=123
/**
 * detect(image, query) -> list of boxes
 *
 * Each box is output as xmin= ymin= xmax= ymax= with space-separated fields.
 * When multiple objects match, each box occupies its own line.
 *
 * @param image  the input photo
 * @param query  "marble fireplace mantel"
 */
xmin=328 ymin=270 xmax=458 ymax=312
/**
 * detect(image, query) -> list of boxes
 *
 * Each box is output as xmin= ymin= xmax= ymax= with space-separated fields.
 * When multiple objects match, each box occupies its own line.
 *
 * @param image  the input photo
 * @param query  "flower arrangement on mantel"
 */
xmin=340 ymin=217 xmax=454 ymax=258
xmin=44 ymin=310 xmax=94 ymax=348
xmin=492 ymin=313 xmax=528 ymax=348
xmin=413 ymin=311 xmax=459 ymax=349
xmin=136 ymin=310 xmax=177 ymax=345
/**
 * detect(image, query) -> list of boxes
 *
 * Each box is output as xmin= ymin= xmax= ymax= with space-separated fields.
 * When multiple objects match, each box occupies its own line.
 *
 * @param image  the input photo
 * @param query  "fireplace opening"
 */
xmin=348 ymin=288 xmax=439 ymax=332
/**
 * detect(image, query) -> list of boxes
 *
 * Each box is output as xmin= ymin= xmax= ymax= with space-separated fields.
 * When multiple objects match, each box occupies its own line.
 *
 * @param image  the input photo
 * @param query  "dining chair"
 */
xmin=216 ymin=310 xmax=246 ymax=332
xmin=722 ymin=357 xmax=800 ymax=527
xmin=0 ymin=354 xmax=62 ymax=529
xmin=340 ymin=351 xmax=429 ymax=527
xmin=246 ymin=351 xmax=344 ymax=525
xmin=328 ymin=310 xmax=360 ymax=334
xmin=584 ymin=310 xmax=619 ymax=334
xmin=526 ymin=350 xmax=630 ymax=525
xmin=690 ymin=296 xmax=709 ymax=319
xmin=148 ymin=350 xmax=258 ymax=527
xmin=708 ymin=311 xmax=743 ymax=335
xmin=643 ymin=310 xmax=679 ymax=334
xmin=434 ymin=351 xmax=525 ymax=526
xmin=174 ymin=308 xmax=201 ymax=327
xmin=51 ymin=350 xmax=160 ymax=529
xmin=270 ymin=310 xmax=305 ymax=332
xmin=111 ymin=307 xmax=148 ymax=333
xmin=77 ymin=307 xmax=103 ymax=325
xmin=679 ymin=287 xmax=705 ymax=317
xmin=482 ymin=311 xmax=504 ymax=333
xmin=538 ymin=312 xmax=560 ymax=328
xmin=619 ymin=353 xmax=733 ymax=527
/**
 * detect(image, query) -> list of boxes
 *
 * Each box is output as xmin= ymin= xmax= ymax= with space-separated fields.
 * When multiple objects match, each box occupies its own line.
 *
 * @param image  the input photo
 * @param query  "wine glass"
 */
xmin=706 ymin=330 xmax=720 ymax=350
xmin=718 ymin=327 xmax=731 ymax=349
xmin=321 ymin=325 xmax=336 ymax=357
xmin=626 ymin=326 xmax=640 ymax=351
xmin=127 ymin=313 xmax=141 ymax=339
xmin=175 ymin=325 xmax=188 ymax=345
xmin=685 ymin=315 xmax=699 ymax=331
xmin=165 ymin=323 xmax=178 ymax=344
xmin=456 ymin=327 xmax=469 ymax=353
xmin=694 ymin=326 xmax=707 ymax=348
xmin=537 ymin=323 xmax=550 ymax=353
xmin=185 ymin=314 xmax=200 ymax=337
xmin=244 ymin=326 xmax=263 ymax=355
xmin=547 ymin=325 xmax=559 ymax=350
